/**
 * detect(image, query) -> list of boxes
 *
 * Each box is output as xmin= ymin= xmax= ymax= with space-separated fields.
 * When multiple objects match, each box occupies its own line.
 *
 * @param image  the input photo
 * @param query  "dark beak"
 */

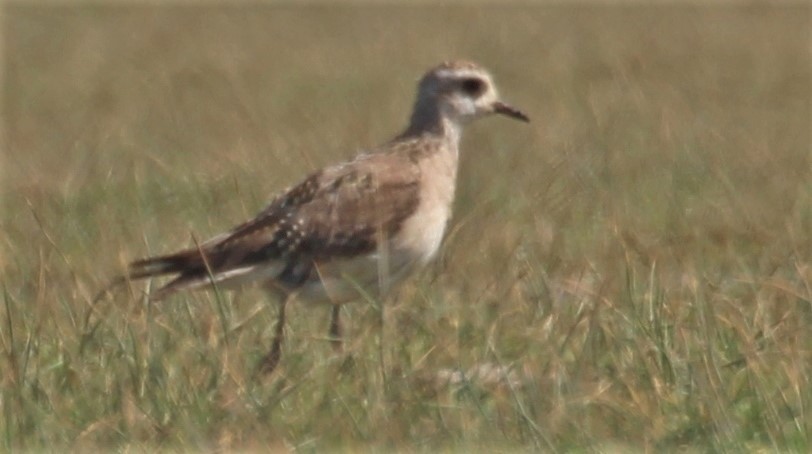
xmin=493 ymin=101 xmax=530 ymax=122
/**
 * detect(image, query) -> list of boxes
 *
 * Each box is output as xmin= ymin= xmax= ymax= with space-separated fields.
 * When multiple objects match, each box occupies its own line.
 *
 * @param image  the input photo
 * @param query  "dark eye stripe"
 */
xmin=460 ymin=78 xmax=485 ymax=96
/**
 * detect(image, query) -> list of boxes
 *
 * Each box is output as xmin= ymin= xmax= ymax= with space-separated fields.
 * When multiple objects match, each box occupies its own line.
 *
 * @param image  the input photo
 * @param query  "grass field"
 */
xmin=2 ymin=3 xmax=811 ymax=451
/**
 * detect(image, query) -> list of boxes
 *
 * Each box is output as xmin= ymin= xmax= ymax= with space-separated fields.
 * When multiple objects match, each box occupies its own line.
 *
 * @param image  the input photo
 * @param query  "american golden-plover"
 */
xmin=126 ymin=60 xmax=529 ymax=373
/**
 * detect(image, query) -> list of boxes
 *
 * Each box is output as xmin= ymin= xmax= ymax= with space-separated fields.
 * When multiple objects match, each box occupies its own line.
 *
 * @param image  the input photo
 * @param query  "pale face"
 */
xmin=430 ymin=68 xmax=529 ymax=125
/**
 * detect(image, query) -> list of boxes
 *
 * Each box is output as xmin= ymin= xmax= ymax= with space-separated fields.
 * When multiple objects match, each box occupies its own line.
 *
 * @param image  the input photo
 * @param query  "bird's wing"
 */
xmin=127 ymin=152 xmax=421 ymax=299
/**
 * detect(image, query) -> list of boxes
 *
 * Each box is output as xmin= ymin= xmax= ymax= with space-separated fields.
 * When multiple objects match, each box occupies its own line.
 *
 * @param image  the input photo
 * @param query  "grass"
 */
xmin=2 ymin=3 xmax=811 ymax=451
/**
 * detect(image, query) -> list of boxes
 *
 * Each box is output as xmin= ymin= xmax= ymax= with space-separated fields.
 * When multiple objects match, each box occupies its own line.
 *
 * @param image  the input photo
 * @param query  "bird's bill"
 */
xmin=492 ymin=101 xmax=530 ymax=122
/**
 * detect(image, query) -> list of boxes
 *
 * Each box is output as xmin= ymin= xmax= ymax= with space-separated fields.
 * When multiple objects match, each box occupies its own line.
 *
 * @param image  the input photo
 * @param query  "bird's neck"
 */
xmin=400 ymin=101 xmax=462 ymax=152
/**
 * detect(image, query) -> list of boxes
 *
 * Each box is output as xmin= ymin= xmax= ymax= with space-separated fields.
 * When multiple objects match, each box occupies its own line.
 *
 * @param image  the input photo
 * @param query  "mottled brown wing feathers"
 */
xmin=127 ymin=152 xmax=421 ymax=292
xmin=218 ymin=171 xmax=324 ymax=245
xmin=218 ymin=153 xmax=421 ymax=262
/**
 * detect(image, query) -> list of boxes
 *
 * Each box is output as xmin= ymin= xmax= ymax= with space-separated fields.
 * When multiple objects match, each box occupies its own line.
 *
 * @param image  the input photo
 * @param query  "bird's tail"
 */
xmin=91 ymin=248 xmax=208 ymax=304
xmin=128 ymin=249 xmax=204 ymax=280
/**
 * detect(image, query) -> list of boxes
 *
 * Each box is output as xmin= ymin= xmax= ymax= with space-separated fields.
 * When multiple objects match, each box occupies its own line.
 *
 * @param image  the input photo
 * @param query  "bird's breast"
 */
xmin=393 ymin=148 xmax=458 ymax=265
xmin=394 ymin=200 xmax=450 ymax=266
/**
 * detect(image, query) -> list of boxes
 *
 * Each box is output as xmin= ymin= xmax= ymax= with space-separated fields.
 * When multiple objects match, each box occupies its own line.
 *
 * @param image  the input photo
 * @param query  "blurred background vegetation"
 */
xmin=2 ymin=3 xmax=810 ymax=451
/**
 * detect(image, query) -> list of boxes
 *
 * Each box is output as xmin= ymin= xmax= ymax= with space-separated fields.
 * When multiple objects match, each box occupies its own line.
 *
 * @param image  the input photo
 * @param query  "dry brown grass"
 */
xmin=2 ymin=4 xmax=811 ymax=451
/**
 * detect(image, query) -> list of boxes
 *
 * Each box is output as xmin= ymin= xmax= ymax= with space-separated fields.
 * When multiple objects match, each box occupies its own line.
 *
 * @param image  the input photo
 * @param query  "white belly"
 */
xmin=394 ymin=202 xmax=449 ymax=265
xmin=293 ymin=249 xmax=420 ymax=304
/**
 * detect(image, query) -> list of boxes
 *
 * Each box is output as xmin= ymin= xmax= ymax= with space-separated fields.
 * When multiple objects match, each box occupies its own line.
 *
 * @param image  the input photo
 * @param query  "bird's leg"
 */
xmin=260 ymin=297 xmax=288 ymax=375
xmin=329 ymin=305 xmax=343 ymax=352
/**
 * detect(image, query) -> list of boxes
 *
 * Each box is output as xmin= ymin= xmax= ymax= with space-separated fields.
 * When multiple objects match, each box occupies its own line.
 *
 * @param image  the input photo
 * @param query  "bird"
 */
xmin=123 ymin=60 xmax=529 ymax=374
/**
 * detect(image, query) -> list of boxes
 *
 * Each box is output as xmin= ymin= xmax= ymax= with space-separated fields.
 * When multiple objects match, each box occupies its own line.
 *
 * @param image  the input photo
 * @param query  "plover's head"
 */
xmin=413 ymin=61 xmax=529 ymax=128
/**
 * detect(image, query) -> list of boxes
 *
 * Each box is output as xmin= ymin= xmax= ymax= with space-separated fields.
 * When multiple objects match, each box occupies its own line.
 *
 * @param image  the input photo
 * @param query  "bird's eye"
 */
xmin=460 ymin=78 xmax=485 ymax=96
